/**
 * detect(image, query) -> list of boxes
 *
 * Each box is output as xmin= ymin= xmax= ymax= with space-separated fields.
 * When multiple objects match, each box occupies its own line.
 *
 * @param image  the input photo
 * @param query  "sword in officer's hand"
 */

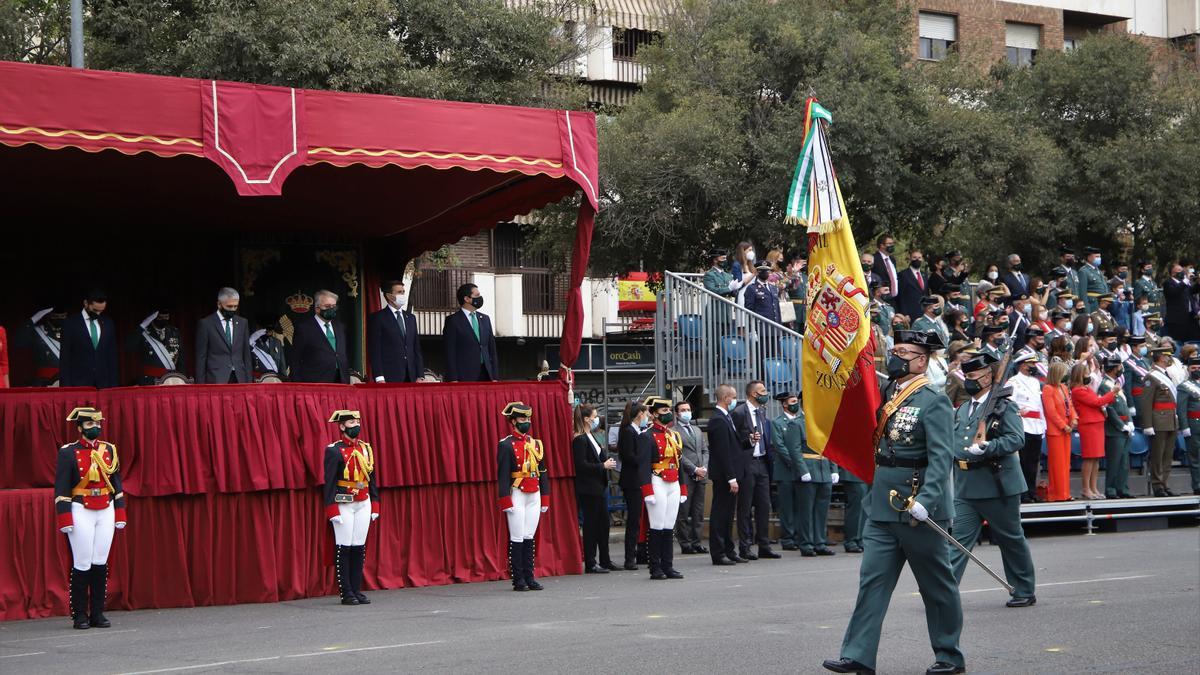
xmin=888 ymin=489 xmax=1015 ymax=595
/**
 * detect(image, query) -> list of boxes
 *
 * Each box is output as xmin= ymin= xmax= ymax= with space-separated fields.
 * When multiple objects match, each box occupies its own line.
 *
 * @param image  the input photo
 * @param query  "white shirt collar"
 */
xmin=461 ymin=307 xmax=477 ymax=320
xmin=971 ymin=390 xmax=992 ymax=406
xmin=716 ymin=406 xmax=730 ymax=416
xmin=784 ymin=411 xmax=798 ymax=420
xmin=81 ymin=309 xmax=92 ymax=321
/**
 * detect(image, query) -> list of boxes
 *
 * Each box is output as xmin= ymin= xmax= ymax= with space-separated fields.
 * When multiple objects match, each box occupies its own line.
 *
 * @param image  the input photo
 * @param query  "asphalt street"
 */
xmin=2 ymin=525 xmax=1197 ymax=675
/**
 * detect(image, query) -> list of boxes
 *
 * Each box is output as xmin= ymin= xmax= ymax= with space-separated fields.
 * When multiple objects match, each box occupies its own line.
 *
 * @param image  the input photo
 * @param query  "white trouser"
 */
xmin=646 ymin=475 xmax=681 ymax=530
xmin=505 ymin=489 xmax=541 ymax=542
xmin=331 ymin=498 xmax=372 ymax=546
xmin=68 ymin=503 xmax=115 ymax=571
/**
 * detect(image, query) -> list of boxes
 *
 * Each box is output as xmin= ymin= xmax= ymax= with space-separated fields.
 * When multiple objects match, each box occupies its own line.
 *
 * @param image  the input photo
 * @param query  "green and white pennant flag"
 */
xmin=784 ymin=100 xmax=845 ymax=233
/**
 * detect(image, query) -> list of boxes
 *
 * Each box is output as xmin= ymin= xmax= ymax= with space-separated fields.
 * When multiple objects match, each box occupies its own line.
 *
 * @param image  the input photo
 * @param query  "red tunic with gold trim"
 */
xmin=638 ymin=423 xmax=689 ymax=498
xmin=54 ymin=440 xmax=127 ymax=529
xmin=496 ymin=432 xmax=551 ymax=510
xmin=322 ymin=440 xmax=381 ymax=520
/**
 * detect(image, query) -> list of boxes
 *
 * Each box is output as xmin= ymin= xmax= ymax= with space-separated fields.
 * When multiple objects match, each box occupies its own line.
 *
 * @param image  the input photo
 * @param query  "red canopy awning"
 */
xmin=0 ymin=61 xmax=597 ymax=375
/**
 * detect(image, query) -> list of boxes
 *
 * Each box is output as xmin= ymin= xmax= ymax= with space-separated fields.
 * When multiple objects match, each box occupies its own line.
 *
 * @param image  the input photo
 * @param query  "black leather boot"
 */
xmin=350 ymin=546 xmax=370 ymax=604
xmin=70 ymin=567 xmax=90 ymax=630
xmin=648 ymin=530 xmax=666 ymax=580
xmin=335 ymin=545 xmax=358 ymax=605
xmin=509 ymin=541 xmax=527 ymax=591
xmin=662 ymin=530 xmax=683 ymax=579
xmin=523 ymin=539 xmax=543 ymax=591
xmin=88 ymin=564 xmax=111 ymax=627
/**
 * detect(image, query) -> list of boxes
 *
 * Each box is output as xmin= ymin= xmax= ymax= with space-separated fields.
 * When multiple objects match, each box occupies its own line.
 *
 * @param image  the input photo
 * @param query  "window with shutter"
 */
xmin=918 ymin=12 xmax=957 ymax=61
xmin=1006 ymin=22 xmax=1040 ymax=66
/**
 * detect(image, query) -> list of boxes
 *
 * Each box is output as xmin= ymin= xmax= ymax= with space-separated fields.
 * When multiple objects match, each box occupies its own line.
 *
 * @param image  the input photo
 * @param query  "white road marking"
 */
xmin=117 ymin=641 xmax=444 ymax=674
xmin=1 ymin=628 xmax=138 ymax=644
xmin=283 ymin=640 xmax=444 ymax=658
xmin=117 ymin=656 xmax=282 ymax=674
xmin=960 ymin=574 xmax=1154 ymax=594
xmin=0 ymin=652 xmax=46 ymax=659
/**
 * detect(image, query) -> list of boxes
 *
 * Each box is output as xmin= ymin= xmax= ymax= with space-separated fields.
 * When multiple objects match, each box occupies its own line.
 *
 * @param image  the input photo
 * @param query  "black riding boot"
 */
xmin=509 ymin=541 xmax=528 ymax=591
xmin=335 ymin=545 xmax=358 ymax=605
xmin=523 ymin=539 xmax=543 ymax=591
xmin=350 ymin=546 xmax=370 ymax=604
xmin=662 ymin=530 xmax=683 ymax=579
xmin=69 ymin=567 xmax=90 ymax=630
xmin=648 ymin=530 xmax=666 ymax=580
xmin=88 ymin=564 xmax=111 ymax=627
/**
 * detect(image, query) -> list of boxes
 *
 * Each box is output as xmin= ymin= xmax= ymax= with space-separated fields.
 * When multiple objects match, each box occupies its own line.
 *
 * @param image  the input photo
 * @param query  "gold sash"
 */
xmin=872 ymin=376 xmax=930 ymax=448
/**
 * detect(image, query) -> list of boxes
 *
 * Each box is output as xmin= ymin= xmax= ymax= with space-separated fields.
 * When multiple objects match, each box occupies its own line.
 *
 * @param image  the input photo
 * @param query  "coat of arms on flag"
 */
xmin=807 ymin=263 xmax=869 ymax=378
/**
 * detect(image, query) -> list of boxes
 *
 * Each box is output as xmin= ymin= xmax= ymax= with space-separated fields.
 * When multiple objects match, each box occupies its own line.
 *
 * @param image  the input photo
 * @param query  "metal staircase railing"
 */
xmin=655 ymin=270 xmax=805 ymax=402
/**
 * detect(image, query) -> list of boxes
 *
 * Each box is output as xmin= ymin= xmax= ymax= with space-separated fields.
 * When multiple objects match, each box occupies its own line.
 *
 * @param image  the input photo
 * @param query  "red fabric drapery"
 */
xmin=0 ymin=483 xmax=580 ymax=621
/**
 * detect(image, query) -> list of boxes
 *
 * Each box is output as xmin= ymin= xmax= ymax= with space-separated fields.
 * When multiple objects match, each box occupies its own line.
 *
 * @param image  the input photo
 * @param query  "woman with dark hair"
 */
xmin=572 ymin=405 xmax=618 ymax=574
xmin=1070 ymin=314 xmax=1092 ymax=339
xmin=944 ymin=308 xmax=970 ymax=344
xmin=1049 ymin=336 xmax=1074 ymax=366
xmin=1069 ymin=363 xmax=1117 ymax=500
xmin=617 ymin=401 xmax=653 ymax=570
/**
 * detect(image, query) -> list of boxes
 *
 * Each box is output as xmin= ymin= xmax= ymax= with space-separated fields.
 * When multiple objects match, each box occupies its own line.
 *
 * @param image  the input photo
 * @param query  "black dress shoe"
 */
xmin=782 ymin=543 xmax=800 ymax=551
xmin=822 ymin=657 xmax=875 ymax=674
xmin=844 ymin=545 xmax=864 ymax=553
xmin=585 ymin=565 xmax=610 ymax=574
xmin=731 ymin=554 xmax=749 ymax=563
xmin=1006 ymin=595 xmax=1036 ymax=608
xmin=925 ymin=662 xmax=965 ymax=674
xmin=693 ymin=545 xmax=709 ymax=554
xmin=1164 ymin=489 xmax=1178 ymax=496
xmin=679 ymin=546 xmax=696 ymax=554
xmin=354 ymin=593 xmax=371 ymax=605
xmin=601 ymin=562 xmax=622 ymax=571
xmin=758 ymin=548 xmax=782 ymax=559
xmin=341 ymin=597 xmax=360 ymax=605
xmin=89 ymin=613 xmax=111 ymax=628
xmin=712 ymin=558 xmax=737 ymax=566
xmin=815 ymin=548 xmax=836 ymax=556
xmin=1153 ymin=490 xmax=1168 ymax=497
xmin=801 ymin=550 xmax=817 ymax=557
xmin=741 ymin=550 xmax=759 ymax=561
xmin=72 ymin=615 xmax=91 ymax=630
xmin=665 ymin=569 xmax=684 ymax=579
xmin=623 ymin=562 xmax=639 ymax=571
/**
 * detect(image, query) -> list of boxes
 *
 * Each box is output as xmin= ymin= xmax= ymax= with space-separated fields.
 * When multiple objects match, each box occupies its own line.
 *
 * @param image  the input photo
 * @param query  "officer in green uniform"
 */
xmin=1078 ymin=246 xmax=1108 ymax=314
xmin=1090 ymin=293 xmax=1117 ymax=336
xmin=1058 ymin=246 xmax=1082 ymax=304
xmin=795 ymin=413 xmax=838 ymax=558
xmin=1123 ymin=335 xmax=1151 ymax=405
xmin=771 ymin=392 xmax=806 ymax=551
xmin=1177 ymin=356 xmax=1200 ymax=495
xmin=1132 ymin=261 xmax=1162 ymax=314
xmin=980 ymin=324 xmax=1006 ymax=362
xmin=949 ymin=353 xmax=1037 ymax=607
xmin=823 ymin=329 xmax=964 ymax=675
xmin=912 ymin=297 xmax=949 ymax=348
xmin=838 ymin=460 xmax=868 ymax=553
xmin=702 ymin=249 xmax=739 ymax=299
xmin=1099 ymin=356 xmax=1136 ymax=499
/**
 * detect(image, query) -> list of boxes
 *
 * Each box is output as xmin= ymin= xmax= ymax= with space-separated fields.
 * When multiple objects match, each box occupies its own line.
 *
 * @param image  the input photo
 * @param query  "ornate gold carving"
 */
xmin=240 ymin=249 xmax=281 ymax=297
xmin=316 ymin=250 xmax=359 ymax=298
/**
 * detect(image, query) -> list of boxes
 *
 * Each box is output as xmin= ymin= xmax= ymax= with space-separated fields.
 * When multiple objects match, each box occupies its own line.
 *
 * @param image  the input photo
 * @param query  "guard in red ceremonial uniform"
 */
xmin=55 ymin=407 xmax=127 ymax=630
xmin=641 ymin=397 xmax=687 ymax=580
xmin=497 ymin=402 xmax=550 ymax=591
xmin=323 ymin=410 xmax=380 ymax=605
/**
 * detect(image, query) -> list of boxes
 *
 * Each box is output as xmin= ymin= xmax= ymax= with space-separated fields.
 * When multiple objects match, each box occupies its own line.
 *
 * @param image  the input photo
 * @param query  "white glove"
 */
xmin=644 ymin=495 xmax=657 ymax=505
xmin=966 ymin=443 xmax=986 ymax=456
xmin=1183 ymin=429 xmax=1193 ymax=438
xmin=1143 ymin=428 xmax=1155 ymax=436
xmin=60 ymin=526 xmax=73 ymax=534
xmin=800 ymin=473 xmax=813 ymax=482
xmin=503 ymin=507 xmax=514 ymax=514
xmin=680 ymin=495 xmax=688 ymax=504
xmin=330 ymin=515 xmax=343 ymax=525
xmin=1124 ymin=422 xmax=1134 ymax=433
xmin=831 ymin=473 xmax=840 ymax=484
xmin=370 ymin=513 xmax=379 ymax=522
xmin=539 ymin=506 xmax=548 ymax=513
xmin=907 ymin=500 xmax=929 ymax=522
xmin=114 ymin=522 xmax=126 ymax=530
xmin=374 ymin=376 xmax=385 ymax=383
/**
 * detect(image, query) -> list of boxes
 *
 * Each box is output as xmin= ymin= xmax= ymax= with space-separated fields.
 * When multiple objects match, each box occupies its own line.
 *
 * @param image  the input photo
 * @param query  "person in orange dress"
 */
xmin=1041 ymin=362 xmax=1078 ymax=501
xmin=1069 ymin=362 xmax=1118 ymax=500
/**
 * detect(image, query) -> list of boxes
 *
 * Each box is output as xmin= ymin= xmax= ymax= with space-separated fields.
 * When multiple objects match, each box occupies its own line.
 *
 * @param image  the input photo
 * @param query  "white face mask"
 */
xmin=746 ymin=250 xmax=756 ymax=263
xmin=391 ymin=293 xmax=406 ymax=308
xmin=987 ymin=271 xmax=998 ymax=281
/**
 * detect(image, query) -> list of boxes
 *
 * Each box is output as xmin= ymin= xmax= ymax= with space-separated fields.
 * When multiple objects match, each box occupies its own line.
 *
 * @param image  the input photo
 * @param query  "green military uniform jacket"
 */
xmin=703 ymin=266 xmax=737 ymax=298
xmin=981 ymin=342 xmax=1005 ymax=361
xmin=1078 ymin=263 xmax=1107 ymax=313
xmin=770 ymin=413 xmax=806 ymax=483
xmin=1133 ymin=276 xmax=1161 ymax=311
xmin=869 ymin=379 xmax=956 ymax=524
xmin=1063 ymin=267 xmax=1082 ymax=303
xmin=1090 ymin=308 xmax=1117 ymax=334
xmin=911 ymin=315 xmax=950 ymax=350
xmin=1139 ymin=368 xmax=1178 ymax=432
xmin=877 ymin=303 xmax=895 ymax=337
xmin=1124 ymin=356 xmax=1150 ymax=410
xmin=951 ymin=388 xmax=1026 ymax=499
xmin=1100 ymin=376 xmax=1132 ymax=436
xmin=1177 ymin=378 xmax=1200 ymax=434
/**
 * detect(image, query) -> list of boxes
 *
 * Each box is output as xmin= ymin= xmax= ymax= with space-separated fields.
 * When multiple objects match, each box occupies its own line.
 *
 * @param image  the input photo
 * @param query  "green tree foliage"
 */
xmin=0 ymin=0 xmax=70 ymax=65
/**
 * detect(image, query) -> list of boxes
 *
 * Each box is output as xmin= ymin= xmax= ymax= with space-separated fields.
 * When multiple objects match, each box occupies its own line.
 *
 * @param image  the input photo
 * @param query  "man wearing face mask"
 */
xmin=1090 ymin=293 xmax=1117 ymax=336
xmin=824 ymin=329 xmax=964 ymax=675
xmin=292 ymin=289 xmax=351 ymax=383
xmin=731 ymin=380 xmax=781 ymax=560
xmin=195 ymin=287 xmax=252 ymax=384
xmin=442 ymin=283 xmax=500 ymax=382
xmin=1005 ymin=294 xmax=1030 ymax=346
xmin=497 ymin=402 xmax=550 ymax=591
xmin=1009 ymin=326 xmax=1047 ymax=380
xmin=640 ymin=397 xmax=687 ymax=580
xmin=60 ymin=288 xmax=120 ymax=389
xmin=617 ymin=401 xmax=655 ymax=569
xmin=1008 ymin=352 xmax=1047 ymax=503
xmin=15 ymin=303 xmax=67 ymax=386
xmin=1078 ymin=247 xmax=1107 ymax=314
xmin=368 ymin=280 xmax=424 ymax=383
xmin=912 ymin=296 xmax=949 ymax=349
xmin=1133 ymin=261 xmax=1161 ymax=314
xmin=949 ymin=354 xmax=1037 ymax=608
xmin=943 ymin=251 xmax=968 ymax=287
xmin=999 ymin=254 xmax=1030 ymax=298
xmin=672 ymin=401 xmax=709 ymax=555
xmin=1140 ymin=346 xmax=1180 ymax=497
xmin=132 ymin=303 xmax=184 ymax=385
xmin=980 ymin=325 xmax=1006 ymax=362
xmin=1099 ymin=357 xmax=1136 ymax=499
xmin=1142 ymin=312 xmax=1164 ymax=348
xmin=1058 ymin=246 xmax=1083 ymax=303
xmin=895 ymin=249 xmax=929 ymax=322
xmin=56 ymin=407 xmax=128 ymax=629
xmin=703 ymin=248 xmax=741 ymax=299
xmin=1163 ymin=263 xmax=1200 ymax=342
xmin=1177 ymin=356 xmax=1200 ymax=495
xmin=744 ymin=261 xmax=783 ymax=324
xmin=771 ymin=391 xmax=808 ymax=552
xmin=324 ymin=410 xmax=380 ymax=604
xmin=1047 ymin=311 xmax=1072 ymax=343
xmin=872 ymin=234 xmax=900 ymax=307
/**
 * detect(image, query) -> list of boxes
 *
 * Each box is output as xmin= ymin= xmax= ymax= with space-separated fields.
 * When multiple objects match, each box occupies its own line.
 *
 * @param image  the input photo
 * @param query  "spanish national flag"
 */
xmin=785 ymin=99 xmax=880 ymax=483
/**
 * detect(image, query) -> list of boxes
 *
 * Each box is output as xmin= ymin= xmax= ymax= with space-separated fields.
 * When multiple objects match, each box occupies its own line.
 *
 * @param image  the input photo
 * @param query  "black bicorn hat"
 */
xmin=894 ymin=329 xmax=945 ymax=352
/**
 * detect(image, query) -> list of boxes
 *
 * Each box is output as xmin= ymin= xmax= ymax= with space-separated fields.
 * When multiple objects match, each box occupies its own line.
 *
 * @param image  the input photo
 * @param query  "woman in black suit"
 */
xmin=617 ymin=401 xmax=653 ymax=570
xmin=573 ymin=405 xmax=618 ymax=573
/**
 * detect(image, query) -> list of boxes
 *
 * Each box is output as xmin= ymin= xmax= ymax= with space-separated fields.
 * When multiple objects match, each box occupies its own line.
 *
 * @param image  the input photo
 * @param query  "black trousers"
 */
xmin=1019 ymin=432 xmax=1043 ymax=499
xmin=738 ymin=457 xmax=771 ymax=550
xmin=709 ymin=480 xmax=737 ymax=562
xmin=576 ymin=493 xmax=611 ymax=567
xmin=621 ymin=487 xmax=643 ymax=565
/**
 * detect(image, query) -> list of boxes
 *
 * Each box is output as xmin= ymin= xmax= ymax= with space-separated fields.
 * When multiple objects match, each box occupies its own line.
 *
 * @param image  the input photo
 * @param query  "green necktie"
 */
xmin=225 ymin=318 xmax=233 ymax=346
xmin=470 ymin=311 xmax=480 ymax=340
xmin=324 ymin=322 xmax=337 ymax=350
xmin=88 ymin=318 xmax=99 ymax=349
xmin=395 ymin=310 xmax=406 ymax=337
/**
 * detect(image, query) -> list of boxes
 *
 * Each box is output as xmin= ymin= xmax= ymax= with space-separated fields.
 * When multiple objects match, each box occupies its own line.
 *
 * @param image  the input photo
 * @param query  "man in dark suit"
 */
xmin=871 ymin=234 xmax=900 ymax=306
xmin=442 ymin=283 xmax=499 ymax=382
xmin=1163 ymin=263 xmax=1200 ymax=341
xmin=730 ymin=380 xmax=780 ymax=560
xmin=999 ymin=253 xmax=1031 ymax=299
xmin=1005 ymin=294 xmax=1031 ymax=348
xmin=895 ymin=248 xmax=930 ymax=321
xmin=368 ymin=280 xmax=424 ymax=383
xmin=291 ymin=289 xmax=351 ymax=383
xmin=706 ymin=384 xmax=746 ymax=565
xmin=195 ymin=287 xmax=253 ymax=384
xmin=59 ymin=289 xmax=119 ymax=388
xmin=860 ymin=252 xmax=882 ymax=294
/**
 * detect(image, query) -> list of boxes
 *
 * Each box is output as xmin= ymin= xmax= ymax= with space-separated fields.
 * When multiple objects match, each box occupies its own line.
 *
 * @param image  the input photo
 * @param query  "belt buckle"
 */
xmin=956 ymin=460 xmax=968 ymax=471
xmin=90 ymin=488 xmax=102 ymax=497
